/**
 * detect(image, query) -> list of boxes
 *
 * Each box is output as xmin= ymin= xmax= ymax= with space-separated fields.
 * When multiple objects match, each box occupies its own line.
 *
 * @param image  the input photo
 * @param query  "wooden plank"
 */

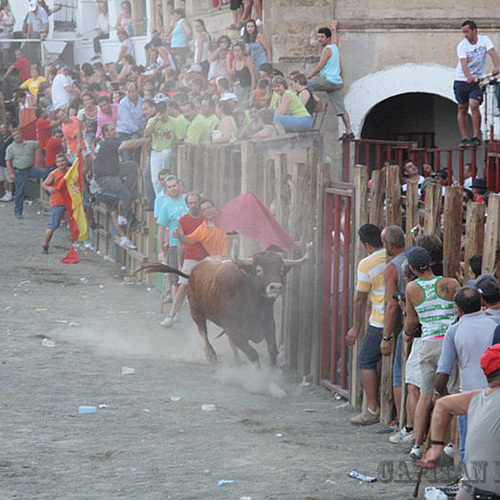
xmin=286 ymin=162 xmax=307 ymax=371
xmin=311 ymin=163 xmax=331 ymax=384
xmin=482 ymin=193 xmax=500 ymax=275
xmin=230 ymin=148 xmax=242 ymax=199
xmin=204 ymin=147 xmax=214 ymax=199
xmin=369 ymin=168 xmax=386 ymax=227
xmin=177 ymin=144 xmax=187 ymax=185
xmin=193 ymin=144 xmax=205 ymax=193
xmin=464 ymin=202 xmax=485 ymax=280
xmin=405 ymin=179 xmax=419 ymax=247
xmin=423 ymin=183 xmax=442 ymax=236
xmin=351 ymin=165 xmax=369 ymax=409
xmin=385 ymin=165 xmax=402 ymax=227
xmin=443 ymin=186 xmax=463 ymax=278
xmin=275 ymin=153 xmax=288 ymax=228
xmin=264 ymin=158 xmax=275 ymax=209
xmin=240 ymin=141 xmax=256 ymax=194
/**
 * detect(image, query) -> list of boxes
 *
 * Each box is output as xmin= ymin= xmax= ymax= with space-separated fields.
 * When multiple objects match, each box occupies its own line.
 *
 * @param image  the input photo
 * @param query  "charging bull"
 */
xmin=138 ymin=244 xmax=311 ymax=365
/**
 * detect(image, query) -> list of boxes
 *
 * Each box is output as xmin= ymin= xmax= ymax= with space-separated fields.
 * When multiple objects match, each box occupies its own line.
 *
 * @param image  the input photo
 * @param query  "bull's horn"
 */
xmin=283 ymin=242 xmax=313 ymax=268
xmin=234 ymin=257 xmax=253 ymax=266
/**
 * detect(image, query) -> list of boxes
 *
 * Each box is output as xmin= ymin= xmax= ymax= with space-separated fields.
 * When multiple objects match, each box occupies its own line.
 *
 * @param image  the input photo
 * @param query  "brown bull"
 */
xmin=138 ymin=245 xmax=310 ymax=365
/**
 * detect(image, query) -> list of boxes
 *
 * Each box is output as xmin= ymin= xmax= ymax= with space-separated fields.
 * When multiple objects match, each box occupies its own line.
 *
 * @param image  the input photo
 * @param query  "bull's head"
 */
xmin=234 ymin=243 xmax=312 ymax=299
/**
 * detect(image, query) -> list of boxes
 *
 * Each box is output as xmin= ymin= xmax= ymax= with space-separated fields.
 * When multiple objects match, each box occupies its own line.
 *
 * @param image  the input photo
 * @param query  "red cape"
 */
xmin=215 ymin=191 xmax=293 ymax=252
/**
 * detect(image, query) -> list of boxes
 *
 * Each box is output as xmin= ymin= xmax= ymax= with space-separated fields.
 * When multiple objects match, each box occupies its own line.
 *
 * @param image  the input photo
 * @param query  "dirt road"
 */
xmin=1 ymin=202 xmax=440 ymax=499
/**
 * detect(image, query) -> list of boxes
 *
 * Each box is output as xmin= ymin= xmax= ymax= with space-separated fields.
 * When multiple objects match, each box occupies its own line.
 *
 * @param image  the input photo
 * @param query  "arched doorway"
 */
xmin=361 ymin=92 xmax=459 ymax=149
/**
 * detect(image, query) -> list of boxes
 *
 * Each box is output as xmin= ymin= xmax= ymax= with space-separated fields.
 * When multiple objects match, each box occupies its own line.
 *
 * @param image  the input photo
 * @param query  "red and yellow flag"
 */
xmin=60 ymin=154 xmax=88 ymax=241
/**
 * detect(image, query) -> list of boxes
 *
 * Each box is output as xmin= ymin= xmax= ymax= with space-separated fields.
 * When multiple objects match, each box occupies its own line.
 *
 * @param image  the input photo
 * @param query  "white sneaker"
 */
xmin=389 ymin=428 xmax=414 ymax=444
xmin=0 ymin=191 xmax=13 ymax=202
xmin=173 ymin=312 xmax=181 ymax=324
xmin=255 ymin=18 xmax=262 ymax=27
xmin=161 ymin=315 xmax=175 ymax=328
xmin=117 ymin=215 xmax=128 ymax=226
xmin=410 ymin=444 xmax=423 ymax=460
xmin=119 ymin=236 xmax=136 ymax=250
xmin=443 ymin=443 xmax=455 ymax=458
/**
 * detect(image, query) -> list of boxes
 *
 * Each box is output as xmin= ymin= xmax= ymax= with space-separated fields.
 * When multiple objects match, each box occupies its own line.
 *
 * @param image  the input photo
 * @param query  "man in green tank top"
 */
xmin=404 ymin=247 xmax=459 ymax=459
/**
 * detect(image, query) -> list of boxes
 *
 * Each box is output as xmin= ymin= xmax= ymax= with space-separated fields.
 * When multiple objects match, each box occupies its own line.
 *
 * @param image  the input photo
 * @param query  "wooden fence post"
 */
xmin=369 ymin=168 xmax=386 ymax=227
xmin=464 ymin=202 xmax=485 ymax=280
xmin=482 ymin=194 xmax=500 ymax=275
xmin=193 ymin=144 xmax=205 ymax=193
xmin=386 ymin=165 xmax=402 ymax=227
xmin=405 ymin=179 xmax=419 ymax=247
xmin=351 ymin=165 xmax=369 ymax=410
xmin=285 ymin=162 xmax=307 ymax=370
xmin=275 ymin=153 xmax=288 ymax=229
xmin=443 ymin=186 xmax=463 ymax=278
xmin=423 ymin=183 xmax=442 ymax=236
xmin=312 ymin=163 xmax=331 ymax=384
xmin=240 ymin=141 xmax=257 ymax=193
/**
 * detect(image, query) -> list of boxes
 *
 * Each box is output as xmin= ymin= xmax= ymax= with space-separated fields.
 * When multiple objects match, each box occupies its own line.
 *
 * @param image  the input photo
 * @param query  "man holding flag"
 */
xmin=41 ymin=153 xmax=71 ymax=254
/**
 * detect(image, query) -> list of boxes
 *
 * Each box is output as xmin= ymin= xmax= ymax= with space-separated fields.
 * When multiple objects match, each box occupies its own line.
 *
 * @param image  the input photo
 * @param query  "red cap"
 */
xmin=480 ymin=343 xmax=500 ymax=376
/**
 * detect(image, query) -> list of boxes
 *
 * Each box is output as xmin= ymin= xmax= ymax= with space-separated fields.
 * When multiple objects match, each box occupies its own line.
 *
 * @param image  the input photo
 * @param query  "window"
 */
xmin=54 ymin=0 xmax=77 ymax=32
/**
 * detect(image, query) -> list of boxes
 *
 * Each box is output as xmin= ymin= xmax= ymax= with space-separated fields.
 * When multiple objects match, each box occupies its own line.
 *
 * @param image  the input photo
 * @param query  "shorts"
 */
xmin=0 ymin=166 xmax=13 ymax=183
xmin=453 ymin=80 xmax=485 ymax=105
xmin=308 ymin=76 xmax=347 ymax=116
xmin=47 ymin=205 xmax=66 ymax=231
xmin=168 ymin=246 xmax=179 ymax=284
xmin=392 ymin=330 xmax=403 ymax=388
xmin=405 ymin=337 xmax=422 ymax=388
xmin=230 ymin=0 xmax=243 ymax=10
xmin=419 ymin=340 xmax=443 ymax=395
xmin=178 ymin=259 xmax=199 ymax=285
xmin=358 ymin=324 xmax=383 ymax=370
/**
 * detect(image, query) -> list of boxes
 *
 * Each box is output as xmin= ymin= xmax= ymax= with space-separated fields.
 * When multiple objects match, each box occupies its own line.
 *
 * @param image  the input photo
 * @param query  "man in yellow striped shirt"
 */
xmin=347 ymin=223 xmax=386 ymax=425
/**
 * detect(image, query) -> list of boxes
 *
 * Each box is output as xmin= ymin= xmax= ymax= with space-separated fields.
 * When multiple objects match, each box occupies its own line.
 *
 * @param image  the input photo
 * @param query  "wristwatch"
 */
xmin=382 ymin=336 xmax=392 ymax=342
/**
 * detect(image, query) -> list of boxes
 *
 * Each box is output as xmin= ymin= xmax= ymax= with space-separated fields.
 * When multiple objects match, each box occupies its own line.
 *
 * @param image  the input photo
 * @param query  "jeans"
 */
xmin=13 ymin=166 xmax=52 ymax=216
xmin=95 ymin=161 xmax=138 ymax=221
xmin=458 ymin=414 xmax=468 ymax=463
xmin=118 ymin=132 xmax=141 ymax=163
xmin=392 ymin=329 xmax=403 ymax=388
xmin=93 ymin=33 xmax=109 ymax=54
xmin=143 ymin=160 xmax=156 ymax=211
xmin=150 ymin=149 xmax=172 ymax=196
xmin=273 ymin=114 xmax=313 ymax=131
xmin=2 ymin=75 xmax=21 ymax=99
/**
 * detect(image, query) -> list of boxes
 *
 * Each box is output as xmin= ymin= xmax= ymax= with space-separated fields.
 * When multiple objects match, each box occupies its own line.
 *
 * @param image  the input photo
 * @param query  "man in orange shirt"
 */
xmin=41 ymin=153 xmax=69 ymax=254
xmin=57 ymin=108 xmax=84 ymax=162
xmin=176 ymin=199 xmax=228 ymax=256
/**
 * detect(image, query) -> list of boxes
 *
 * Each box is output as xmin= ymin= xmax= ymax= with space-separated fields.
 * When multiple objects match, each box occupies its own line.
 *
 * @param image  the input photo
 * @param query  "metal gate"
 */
xmin=320 ymin=182 xmax=355 ymax=398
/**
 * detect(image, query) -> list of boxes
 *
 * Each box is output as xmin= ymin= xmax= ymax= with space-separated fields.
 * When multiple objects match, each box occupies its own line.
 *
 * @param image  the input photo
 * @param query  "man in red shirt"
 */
xmin=36 ymin=108 xmax=62 ymax=166
xmin=45 ymin=129 xmax=64 ymax=168
xmin=3 ymin=49 xmax=31 ymax=99
xmin=161 ymin=192 xmax=208 ymax=328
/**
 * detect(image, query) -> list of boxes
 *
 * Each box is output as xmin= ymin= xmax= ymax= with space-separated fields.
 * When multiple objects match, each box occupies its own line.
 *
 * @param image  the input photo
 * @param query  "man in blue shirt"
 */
xmin=307 ymin=20 xmax=354 ymax=141
xmin=157 ymin=176 xmax=188 ymax=298
xmin=117 ymin=82 xmax=144 ymax=161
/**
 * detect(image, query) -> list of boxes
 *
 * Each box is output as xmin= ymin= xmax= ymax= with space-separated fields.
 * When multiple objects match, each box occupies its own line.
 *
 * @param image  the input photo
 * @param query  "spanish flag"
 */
xmin=60 ymin=154 xmax=88 ymax=242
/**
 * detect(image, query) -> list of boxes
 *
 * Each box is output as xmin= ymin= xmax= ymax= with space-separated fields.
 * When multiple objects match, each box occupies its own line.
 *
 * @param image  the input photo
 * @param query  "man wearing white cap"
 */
xmin=25 ymin=1 xmax=49 ymax=63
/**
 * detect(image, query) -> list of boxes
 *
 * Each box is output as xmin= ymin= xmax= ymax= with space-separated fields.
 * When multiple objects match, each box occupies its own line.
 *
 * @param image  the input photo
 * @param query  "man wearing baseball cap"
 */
xmin=475 ymin=274 xmax=500 ymax=323
xmin=419 ymin=344 xmax=500 ymax=500
xmin=404 ymin=246 xmax=460 ymax=459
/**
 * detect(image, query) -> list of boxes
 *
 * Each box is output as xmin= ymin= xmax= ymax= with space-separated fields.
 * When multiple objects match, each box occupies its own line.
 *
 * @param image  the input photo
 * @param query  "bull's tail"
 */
xmin=134 ymin=262 xmax=190 ymax=279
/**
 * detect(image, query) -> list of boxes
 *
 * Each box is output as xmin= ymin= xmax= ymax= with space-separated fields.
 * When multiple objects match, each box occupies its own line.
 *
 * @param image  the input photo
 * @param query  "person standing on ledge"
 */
xmin=307 ymin=19 xmax=354 ymax=141
xmin=454 ymin=20 xmax=499 ymax=148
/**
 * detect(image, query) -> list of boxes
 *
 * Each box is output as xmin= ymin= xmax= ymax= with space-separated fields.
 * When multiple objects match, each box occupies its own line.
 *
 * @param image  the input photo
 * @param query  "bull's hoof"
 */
xmin=206 ymin=350 xmax=218 ymax=364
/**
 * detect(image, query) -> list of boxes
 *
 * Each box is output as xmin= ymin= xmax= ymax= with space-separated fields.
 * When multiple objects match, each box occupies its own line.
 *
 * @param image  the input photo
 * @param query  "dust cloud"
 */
xmin=49 ymin=315 xmax=292 ymax=398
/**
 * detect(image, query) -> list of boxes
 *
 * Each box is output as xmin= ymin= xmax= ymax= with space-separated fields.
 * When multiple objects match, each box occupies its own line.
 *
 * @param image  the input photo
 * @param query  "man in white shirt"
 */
xmin=453 ymin=20 xmax=499 ymax=148
xmin=51 ymin=65 xmax=79 ymax=110
xmin=92 ymin=1 xmax=110 ymax=61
